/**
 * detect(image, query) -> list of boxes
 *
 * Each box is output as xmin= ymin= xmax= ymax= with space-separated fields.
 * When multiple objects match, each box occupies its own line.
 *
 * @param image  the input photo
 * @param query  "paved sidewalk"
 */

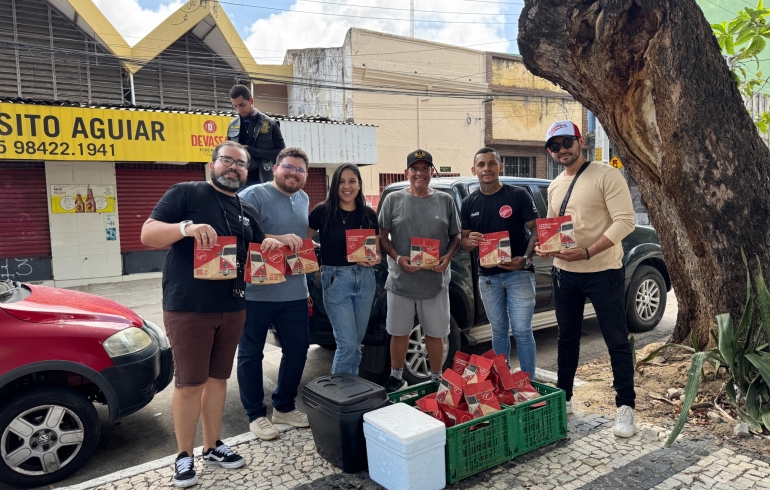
xmin=60 ymin=410 xmax=770 ymax=490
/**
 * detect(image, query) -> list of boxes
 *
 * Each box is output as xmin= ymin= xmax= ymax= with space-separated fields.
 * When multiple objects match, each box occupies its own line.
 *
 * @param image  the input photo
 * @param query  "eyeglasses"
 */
xmin=217 ymin=155 xmax=249 ymax=169
xmin=547 ymin=137 xmax=578 ymax=153
xmin=408 ymin=166 xmax=433 ymax=174
xmin=278 ymin=162 xmax=307 ymax=175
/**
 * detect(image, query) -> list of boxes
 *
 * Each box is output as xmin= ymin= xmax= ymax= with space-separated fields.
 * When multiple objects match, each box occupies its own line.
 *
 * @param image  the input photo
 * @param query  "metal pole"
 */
xmin=129 ymin=72 xmax=136 ymax=106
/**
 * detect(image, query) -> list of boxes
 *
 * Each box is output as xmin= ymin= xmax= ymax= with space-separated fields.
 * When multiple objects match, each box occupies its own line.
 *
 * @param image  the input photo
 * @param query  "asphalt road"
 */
xmin=5 ymin=278 xmax=678 ymax=489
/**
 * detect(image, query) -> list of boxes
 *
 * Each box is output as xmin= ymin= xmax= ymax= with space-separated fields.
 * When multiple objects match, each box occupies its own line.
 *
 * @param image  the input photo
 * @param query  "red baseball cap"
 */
xmin=545 ymin=120 xmax=582 ymax=148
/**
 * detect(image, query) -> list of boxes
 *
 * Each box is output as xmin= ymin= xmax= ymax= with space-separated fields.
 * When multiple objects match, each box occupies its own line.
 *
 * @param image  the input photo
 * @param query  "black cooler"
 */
xmin=302 ymin=374 xmax=389 ymax=473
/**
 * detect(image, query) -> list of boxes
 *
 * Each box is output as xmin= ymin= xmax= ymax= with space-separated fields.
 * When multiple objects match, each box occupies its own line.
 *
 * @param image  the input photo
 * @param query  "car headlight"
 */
xmin=103 ymin=328 xmax=153 ymax=358
xmin=142 ymin=318 xmax=170 ymax=349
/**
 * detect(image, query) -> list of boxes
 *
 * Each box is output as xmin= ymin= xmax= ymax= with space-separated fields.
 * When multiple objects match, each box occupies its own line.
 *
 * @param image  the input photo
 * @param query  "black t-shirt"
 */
xmin=308 ymin=203 xmax=379 ymax=267
xmin=149 ymin=181 xmax=265 ymax=312
xmin=460 ymin=184 xmax=539 ymax=276
xmin=237 ymin=115 xmax=253 ymax=146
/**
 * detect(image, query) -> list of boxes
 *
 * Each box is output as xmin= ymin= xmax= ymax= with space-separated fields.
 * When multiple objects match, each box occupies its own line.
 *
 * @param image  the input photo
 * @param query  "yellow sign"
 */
xmin=50 ymin=185 xmax=116 ymax=214
xmin=610 ymin=156 xmax=623 ymax=169
xmin=0 ymin=103 xmax=231 ymax=162
xmin=595 ymin=148 xmax=602 ymax=161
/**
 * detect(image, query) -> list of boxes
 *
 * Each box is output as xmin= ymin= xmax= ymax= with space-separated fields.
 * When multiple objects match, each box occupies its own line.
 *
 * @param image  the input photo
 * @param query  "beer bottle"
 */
xmin=74 ymin=194 xmax=85 ymax=213
xmin=85 ymin=187 xmax=96 ymax=213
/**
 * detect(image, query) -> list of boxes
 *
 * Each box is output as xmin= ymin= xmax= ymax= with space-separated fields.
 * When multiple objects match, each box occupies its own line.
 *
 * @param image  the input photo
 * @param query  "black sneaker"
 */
xmin=202 ymin=440 xmax=246 ymax=469
xmin=383 ymin=376 xmax=408 ymax=393
xmin=173 ymin=452 xmax=198 ymax=487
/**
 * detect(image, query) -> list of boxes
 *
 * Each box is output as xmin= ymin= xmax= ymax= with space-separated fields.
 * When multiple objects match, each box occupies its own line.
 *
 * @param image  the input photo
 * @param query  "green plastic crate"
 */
xmin=387 ymin=380 xmax=567 ymax=484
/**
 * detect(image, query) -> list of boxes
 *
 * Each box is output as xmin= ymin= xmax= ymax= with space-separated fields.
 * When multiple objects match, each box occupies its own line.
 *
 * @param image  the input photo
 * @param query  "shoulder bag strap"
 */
xmin=558 ymin=161 xmax=591 ymax=217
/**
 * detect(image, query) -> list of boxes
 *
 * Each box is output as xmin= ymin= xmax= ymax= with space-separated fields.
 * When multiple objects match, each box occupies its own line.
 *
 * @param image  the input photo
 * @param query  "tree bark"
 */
xmin=518 ymin=0 xmax=770 ymax=346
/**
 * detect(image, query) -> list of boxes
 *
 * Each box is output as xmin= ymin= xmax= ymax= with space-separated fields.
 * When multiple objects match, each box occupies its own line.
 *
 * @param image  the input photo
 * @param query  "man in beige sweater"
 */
xmin=535 ymin=120 xmax=637 ymax=438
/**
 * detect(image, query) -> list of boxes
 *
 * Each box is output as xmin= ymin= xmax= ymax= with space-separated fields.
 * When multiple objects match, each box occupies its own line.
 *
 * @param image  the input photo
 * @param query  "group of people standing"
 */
xmin=142 ymin=84 xmax=638 ymax=488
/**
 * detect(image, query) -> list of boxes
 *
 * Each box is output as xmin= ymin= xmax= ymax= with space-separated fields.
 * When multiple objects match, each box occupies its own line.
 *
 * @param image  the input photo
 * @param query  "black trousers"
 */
xmin=553 ymin=266 xmax=636 ymax=408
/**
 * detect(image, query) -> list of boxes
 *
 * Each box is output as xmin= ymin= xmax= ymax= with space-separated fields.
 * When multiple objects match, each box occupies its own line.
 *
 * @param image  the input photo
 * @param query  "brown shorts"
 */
xmin=163 ymin=310 xmax=246 ymax=388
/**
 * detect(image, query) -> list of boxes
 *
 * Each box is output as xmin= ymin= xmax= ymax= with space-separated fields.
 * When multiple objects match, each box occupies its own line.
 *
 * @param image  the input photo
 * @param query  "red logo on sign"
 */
xmin=268 ymin=251 xmax=283 ymax=262
xmin=203 ymin=120 xmax=217 ymax=133
xmin=499 ymin=205 xmax=513 ymax=218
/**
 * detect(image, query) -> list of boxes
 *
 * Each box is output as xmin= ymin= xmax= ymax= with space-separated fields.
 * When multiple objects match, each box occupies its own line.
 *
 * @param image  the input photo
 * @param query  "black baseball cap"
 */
xmin=406 ymin=149 xmax=433 ymax=168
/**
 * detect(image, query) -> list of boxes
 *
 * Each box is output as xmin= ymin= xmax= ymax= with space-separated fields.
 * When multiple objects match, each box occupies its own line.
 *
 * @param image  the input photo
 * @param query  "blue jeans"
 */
xmin=321 ymin=265 xmax=376 ymax=375
xmin=479 ymin=270 xmax=536 ymax=379
xmin=237 ymin=299 xmax=309 ymax=422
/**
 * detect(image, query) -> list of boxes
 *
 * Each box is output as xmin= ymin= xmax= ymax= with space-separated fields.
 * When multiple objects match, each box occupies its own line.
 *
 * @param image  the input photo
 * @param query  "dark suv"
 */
xmin=308 ymin=177 xmax=670 ymax=384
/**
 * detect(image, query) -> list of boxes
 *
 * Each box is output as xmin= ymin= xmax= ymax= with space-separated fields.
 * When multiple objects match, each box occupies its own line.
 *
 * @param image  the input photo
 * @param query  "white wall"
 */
xmin=46 ymin=161 xmax=122 ymax=287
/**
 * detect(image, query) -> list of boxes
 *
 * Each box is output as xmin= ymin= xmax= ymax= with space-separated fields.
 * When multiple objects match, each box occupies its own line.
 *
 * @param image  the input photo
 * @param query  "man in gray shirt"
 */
xmin=237 ymin=147 xmax=311 ymax=440
xmin=378 ymin=149 xmax=461 ymax=393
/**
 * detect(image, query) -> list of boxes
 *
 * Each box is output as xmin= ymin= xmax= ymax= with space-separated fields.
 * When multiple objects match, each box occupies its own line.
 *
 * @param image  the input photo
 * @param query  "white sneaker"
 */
xmin=271 ymin=409 xmax=310 ymax=428
xmin=565 ymin=400 xmax=572 ymax=414
xmin=250 ymin=417 xmax=279 ymax=440
xmin=613 ymin=405 xmax=636 ymax=437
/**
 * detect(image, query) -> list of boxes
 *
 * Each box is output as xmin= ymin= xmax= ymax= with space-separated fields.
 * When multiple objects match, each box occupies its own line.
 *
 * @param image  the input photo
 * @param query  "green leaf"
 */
xmin=691 ymin=330 xmax=700 ymax=353
xmin=737 ymin=406 xmax=763 ymax=432
xmin=755 ymin=256 xmax=770 ymax=340
xmin=726 ymin=35 xmax=736 ymax=55
xmin=665 ymin=352 xmax=709 ymax=448
xmin=712 ymin=22 xmax=727 ymax=34
xmin=726 ymin=379 xmax=738 ymax=405
xmin=736 ymin=28 xmax=757 ymax=45
xmin=762 ymin=404 xmax=770 ymax=431
xmin=746 ymin=353 xmax=770 ymax=385
xmin=717 ymin=313 xmax=736 ymax=369
xmin=746 ymin=376 xmax=762 ymax=420
xmin=737 ymin=250 xmax=754 ymax=340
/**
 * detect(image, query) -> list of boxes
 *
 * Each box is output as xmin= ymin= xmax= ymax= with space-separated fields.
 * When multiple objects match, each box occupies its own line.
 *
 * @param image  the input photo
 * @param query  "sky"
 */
xmin=91 ymin=1 xmax=738 ymax=66
xmin=93 ymin=0 xmax=524 ymax=64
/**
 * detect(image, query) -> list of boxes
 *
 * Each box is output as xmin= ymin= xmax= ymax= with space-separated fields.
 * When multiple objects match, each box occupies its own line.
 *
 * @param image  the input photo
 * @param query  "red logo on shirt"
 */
xmin=499 ymin=205 xmax=513 ymax=218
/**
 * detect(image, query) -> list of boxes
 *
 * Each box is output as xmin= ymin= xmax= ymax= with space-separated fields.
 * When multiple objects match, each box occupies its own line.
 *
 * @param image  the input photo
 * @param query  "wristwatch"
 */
xmin=523 ymin=255 xmax=533 ymax=268
xmin=180 ymin=220 xmax=193 ymax=237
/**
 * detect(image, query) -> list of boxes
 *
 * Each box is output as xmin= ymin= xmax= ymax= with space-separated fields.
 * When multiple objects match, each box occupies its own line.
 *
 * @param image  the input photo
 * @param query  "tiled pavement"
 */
xmin=61 ymin=413 xmax=770 ymax=490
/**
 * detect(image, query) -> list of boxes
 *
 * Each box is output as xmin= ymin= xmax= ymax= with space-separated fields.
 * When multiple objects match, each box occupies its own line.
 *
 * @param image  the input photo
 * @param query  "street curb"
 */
xmin=58 ymin=424 xmax=296 ymax=490
xmin=534 ymin=367 xmax=585 ymax=386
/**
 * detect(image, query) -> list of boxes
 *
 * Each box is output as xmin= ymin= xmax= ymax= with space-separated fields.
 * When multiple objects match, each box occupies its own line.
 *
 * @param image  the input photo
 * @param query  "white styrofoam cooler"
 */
xmin=363 ymin=403 xmax=446 ymax=490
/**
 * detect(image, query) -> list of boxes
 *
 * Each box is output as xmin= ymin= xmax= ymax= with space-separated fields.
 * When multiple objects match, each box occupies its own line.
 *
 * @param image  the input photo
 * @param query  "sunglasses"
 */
xmin=547 ymin=137 xmax=578 ymax=153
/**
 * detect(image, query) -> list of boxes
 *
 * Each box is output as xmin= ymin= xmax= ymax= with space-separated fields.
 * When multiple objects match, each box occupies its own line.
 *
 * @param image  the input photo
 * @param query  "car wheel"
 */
xmin=626 ymin=265 xmax=667 ymax=333
xmin=402 ymin=316 xmax=460 ymax=385
xmin=0 ymin=387 xmax=100 ymax=488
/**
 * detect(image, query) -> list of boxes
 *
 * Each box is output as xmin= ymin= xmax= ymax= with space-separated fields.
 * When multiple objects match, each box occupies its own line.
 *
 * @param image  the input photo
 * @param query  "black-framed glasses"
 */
xmin=547 ymin=137 xmax=578 ymax=153
xmin=218 ymin=155 xmax=249 ymax=169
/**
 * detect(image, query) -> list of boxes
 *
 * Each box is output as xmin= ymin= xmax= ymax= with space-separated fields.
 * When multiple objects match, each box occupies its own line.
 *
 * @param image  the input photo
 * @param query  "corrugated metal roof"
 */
xmin=190 ymin=20 xmax=243 ymax=73
xmin=0 ymin=96 xmax=375 ymax=127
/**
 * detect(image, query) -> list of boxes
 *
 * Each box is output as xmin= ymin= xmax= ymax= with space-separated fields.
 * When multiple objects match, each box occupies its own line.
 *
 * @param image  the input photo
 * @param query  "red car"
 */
xmin=0 ymin=280 xmax=173 ymax=488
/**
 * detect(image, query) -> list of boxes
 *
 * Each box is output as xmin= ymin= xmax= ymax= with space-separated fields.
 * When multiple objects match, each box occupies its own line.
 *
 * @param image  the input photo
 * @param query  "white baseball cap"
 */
xmin=545 ymin=120 xmax=582 ymax=148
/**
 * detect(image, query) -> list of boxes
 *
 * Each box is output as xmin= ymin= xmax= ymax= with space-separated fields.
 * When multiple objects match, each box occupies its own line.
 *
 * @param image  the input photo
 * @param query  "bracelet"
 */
xmin=585 ymin=248 xmax=590 ymax=260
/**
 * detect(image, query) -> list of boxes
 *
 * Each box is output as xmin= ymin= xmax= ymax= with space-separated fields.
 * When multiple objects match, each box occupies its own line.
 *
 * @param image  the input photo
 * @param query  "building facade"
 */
xmin=0 ymin=0 xmax=375 ymax=287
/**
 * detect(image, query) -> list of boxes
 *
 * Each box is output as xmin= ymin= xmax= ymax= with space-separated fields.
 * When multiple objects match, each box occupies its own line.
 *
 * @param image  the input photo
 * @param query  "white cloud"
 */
xmin=243 ymin=0 xmax=511 ymax=64
xmin=92 ymin=0 xmax=185 ymax=46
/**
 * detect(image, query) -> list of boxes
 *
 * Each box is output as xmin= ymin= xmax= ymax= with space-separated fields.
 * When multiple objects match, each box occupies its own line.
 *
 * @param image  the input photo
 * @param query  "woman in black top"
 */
xmin=306 ymin=164 xmax=380 ymax=375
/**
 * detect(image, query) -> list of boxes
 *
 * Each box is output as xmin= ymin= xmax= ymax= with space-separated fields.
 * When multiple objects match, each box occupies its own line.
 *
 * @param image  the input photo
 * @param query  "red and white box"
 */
xmin=246 ymin=243 xmax=286 ymax=285
xmin=478 ymin=231 xmax=512 ymax=268
xmin=345 ymin=229 xmax=377 ymax=263
xmin=462 ymin=354 xmax=494 ymax=384
xmin=285 ymin=239 xmax=319 ymax=275
xmin=194 ymin=236 xmax=239 ymax=280
xmin=436 ymin=369 xmax=466 ymax=407
xmin=536 ymin=216 xmax=576 ymax=253
xmin=410 ymin=237 xmax=440 ymax=269
xmin=452 ymin=352 xmax=471 ymax=376
xmin=463 ymin=381 xmax=502 ymax=418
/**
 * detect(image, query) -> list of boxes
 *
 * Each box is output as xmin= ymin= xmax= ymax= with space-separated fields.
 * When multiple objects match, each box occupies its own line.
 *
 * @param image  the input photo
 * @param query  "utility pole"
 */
xmin=410 ymin=0 xmax=414 ymax=37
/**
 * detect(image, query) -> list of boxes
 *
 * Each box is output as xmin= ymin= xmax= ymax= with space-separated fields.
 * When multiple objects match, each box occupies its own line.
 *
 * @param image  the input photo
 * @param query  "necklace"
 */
xmin=338 ymin=208 xmax=353 ymax=224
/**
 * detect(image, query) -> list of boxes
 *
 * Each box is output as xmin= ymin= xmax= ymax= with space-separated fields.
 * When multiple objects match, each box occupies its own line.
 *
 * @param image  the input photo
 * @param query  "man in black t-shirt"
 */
xmin=141 ymin=141 xmax=281 ymax=488
xmin=460 ymin=147 xmax=540 ymax=380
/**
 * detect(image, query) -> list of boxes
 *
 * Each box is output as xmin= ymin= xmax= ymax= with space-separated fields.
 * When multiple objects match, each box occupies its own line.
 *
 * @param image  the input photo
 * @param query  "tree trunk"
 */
xmin=518 ymin=0 xmax=770 ymax=346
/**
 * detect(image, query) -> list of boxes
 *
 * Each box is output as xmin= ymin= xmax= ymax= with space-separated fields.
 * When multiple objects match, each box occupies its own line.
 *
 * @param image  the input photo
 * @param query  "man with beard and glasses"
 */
xmin=534 ymin=120 xmax=637 ymax=438
xmin=236 ymin=147 xmax=312 ymax=440
xmin=141 ymin=141 xmax=282 ymax=487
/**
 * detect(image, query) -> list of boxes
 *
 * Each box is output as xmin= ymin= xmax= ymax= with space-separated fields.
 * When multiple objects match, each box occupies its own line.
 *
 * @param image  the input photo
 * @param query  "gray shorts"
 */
xmin=386 ymin=289 xmax=450 ymax=338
